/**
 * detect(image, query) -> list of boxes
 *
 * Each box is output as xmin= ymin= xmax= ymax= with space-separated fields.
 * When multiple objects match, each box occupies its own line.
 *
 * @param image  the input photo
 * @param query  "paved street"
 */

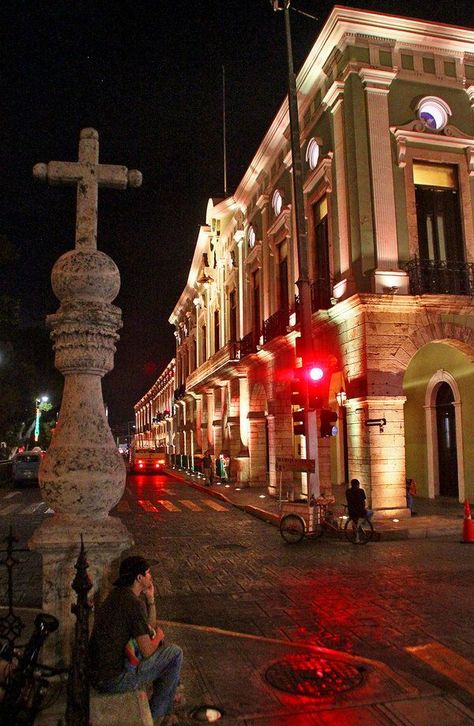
xmin=1 ymin=474 xmax=473 ymax=723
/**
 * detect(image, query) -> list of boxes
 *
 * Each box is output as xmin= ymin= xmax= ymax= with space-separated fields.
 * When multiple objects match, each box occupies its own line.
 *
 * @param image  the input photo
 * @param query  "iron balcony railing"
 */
xmin=262 ymin=308 xmax=289 ymax=344
xmin=404 ymin=257 xmax=473 ymax=296
xmin=239 ymin=330 xmax=259 ymax=357
xmin=311 ymin=278 xmax=332 ymax=312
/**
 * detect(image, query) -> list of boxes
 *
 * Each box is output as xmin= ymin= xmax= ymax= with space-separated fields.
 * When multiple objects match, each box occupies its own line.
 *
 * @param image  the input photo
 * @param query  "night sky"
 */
xmin=0 ymin=1 xmax=471 ymax=426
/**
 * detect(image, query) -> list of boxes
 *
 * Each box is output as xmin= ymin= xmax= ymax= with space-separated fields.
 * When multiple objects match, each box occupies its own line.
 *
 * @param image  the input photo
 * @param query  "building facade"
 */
xmin=134 ymin=359 xmax=175 ymax=455
xmin=148 ymin=7 xmax=474 ymax=516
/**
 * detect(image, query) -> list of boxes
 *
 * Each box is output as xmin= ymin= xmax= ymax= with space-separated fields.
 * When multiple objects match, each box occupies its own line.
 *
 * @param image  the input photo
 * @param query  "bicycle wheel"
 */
xmin=344 ymin=517 xmax=374 ymax=544
xmin=280 ymin=514 xmax=305 ymax=544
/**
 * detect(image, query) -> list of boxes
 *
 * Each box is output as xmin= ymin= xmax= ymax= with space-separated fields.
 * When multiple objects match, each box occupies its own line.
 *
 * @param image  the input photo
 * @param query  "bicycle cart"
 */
xmin=279 ymin=495 xmax=373 ymax=545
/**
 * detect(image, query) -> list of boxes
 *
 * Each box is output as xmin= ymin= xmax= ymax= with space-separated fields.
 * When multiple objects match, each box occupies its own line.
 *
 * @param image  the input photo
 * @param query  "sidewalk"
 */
xmin=166 ymin=468 xmax=465 ymax=541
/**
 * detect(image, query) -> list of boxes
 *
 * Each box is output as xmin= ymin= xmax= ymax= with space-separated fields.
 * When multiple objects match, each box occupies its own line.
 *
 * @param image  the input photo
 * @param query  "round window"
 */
xmin=248 ymin=225 xmax=256 ymax=249
xmin=272 ymin=189 xmax=283 ymax=216
xmin=305 ymin=138 xmax=320 ymax=170
xmin=416 ymin=97 xmax=451 ymax=131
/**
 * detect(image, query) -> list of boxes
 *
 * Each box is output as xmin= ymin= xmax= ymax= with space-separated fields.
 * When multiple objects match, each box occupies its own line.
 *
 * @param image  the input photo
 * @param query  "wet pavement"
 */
xmin=1 ymin=473 xmax=473 ymax=725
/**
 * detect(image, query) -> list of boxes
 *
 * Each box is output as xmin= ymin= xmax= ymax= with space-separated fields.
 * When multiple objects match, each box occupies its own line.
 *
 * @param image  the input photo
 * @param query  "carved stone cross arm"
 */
xmin=33 ymin=128 xmax=142 ymax=250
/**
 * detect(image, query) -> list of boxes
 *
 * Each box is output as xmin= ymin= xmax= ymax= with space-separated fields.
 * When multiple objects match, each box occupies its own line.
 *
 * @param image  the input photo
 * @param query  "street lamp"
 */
xmin=34 ymin=395 xmax=49 ymax=443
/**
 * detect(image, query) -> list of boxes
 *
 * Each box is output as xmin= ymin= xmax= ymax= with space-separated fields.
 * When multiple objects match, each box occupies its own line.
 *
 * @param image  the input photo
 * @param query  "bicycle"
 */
xmin=280 ymin=496 xmax=374 ymax=545
xmin=0 ymin=612 xmax=68 ymax=725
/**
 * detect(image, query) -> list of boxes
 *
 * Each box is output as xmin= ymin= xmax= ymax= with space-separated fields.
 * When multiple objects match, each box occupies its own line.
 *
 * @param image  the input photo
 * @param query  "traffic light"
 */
xmin=306 ymin=363 xmax=326 ymax=410
xmin=290 ymin=377 xmax=306 ymax=408
xmin=292 ymin=408 xmax=306 ymax=436
xmin=320 ymin=409 xmax=338 ymax=437
xmin=291 ymin=376 xmax=306 ymax=436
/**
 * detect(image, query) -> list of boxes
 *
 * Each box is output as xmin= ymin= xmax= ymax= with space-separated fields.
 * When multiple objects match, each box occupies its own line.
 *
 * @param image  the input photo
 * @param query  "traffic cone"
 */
xmin=461 ymin=499 xmax=474 ymax=543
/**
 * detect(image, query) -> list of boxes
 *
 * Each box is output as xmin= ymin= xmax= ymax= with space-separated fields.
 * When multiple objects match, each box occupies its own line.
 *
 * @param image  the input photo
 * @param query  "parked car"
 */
xmin=12 ymin=451 xmax=41 ymax=486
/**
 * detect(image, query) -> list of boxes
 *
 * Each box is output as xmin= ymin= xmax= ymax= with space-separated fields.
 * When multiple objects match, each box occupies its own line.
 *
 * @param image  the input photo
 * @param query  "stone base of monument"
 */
xmin=34 ymin=689 xmax=153 ymax=725
xmin=29 ymin=515 xmax=133 ymax=665
xmin=90 ymin=689 xmax=153 ymax=725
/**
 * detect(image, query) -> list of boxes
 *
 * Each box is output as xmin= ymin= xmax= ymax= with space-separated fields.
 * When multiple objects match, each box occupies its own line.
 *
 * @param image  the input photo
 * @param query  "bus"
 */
xmin=129 ymin=445 xmax=167 ymax=474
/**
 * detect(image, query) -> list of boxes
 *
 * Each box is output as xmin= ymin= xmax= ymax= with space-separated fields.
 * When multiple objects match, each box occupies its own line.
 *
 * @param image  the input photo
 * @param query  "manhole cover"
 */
xmin=265 ymin=655 xmax=365 ymax=697
xmin=213 ymin=543 xmax=247 ymax=551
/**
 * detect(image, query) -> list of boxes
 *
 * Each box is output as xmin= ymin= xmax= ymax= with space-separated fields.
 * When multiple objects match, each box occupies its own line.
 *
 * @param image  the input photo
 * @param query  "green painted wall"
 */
xmin=403 ymin=341 xmax=474 ymax=499
xmin=388 ymin=80 xmax=472 ymax=133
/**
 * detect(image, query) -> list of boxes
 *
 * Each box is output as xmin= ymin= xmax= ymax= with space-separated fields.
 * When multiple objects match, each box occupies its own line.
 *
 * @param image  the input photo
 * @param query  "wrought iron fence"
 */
xmin=0 ymin=528 xmax=29 ymax=647
xmin=311 ymin=278 xmax=332 ymax=312
xmin=0 ymin=530 xmax=92 ymax=724
xmin=404 ymin=257 xmax=473 ymax=296
xmin=262 ymin=308 xmax=289 ymax=344
xmin=239 ymin=330 xmax=259 ymax=357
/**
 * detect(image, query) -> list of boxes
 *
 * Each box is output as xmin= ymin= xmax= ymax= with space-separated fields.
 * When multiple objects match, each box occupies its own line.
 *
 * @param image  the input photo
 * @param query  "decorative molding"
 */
xmin=303 ymin=153 xmax=334 ymax=196
xmin=359 ymin=67 xmax=397 ymax=91
xmin=391 ymin=124 xmax=474 ymax=170
xmin=323 ymin=81 xmax=345 ymax=110
xmin=244 ymin=241 xmax=262 ymax=269
xmin=266 ymin=206 xmax=291 ymax=239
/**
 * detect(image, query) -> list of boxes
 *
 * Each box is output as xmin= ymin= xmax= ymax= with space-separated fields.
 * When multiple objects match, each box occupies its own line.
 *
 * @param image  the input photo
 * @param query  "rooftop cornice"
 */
xmin=234 ymin=7 xmax=474 ymax=210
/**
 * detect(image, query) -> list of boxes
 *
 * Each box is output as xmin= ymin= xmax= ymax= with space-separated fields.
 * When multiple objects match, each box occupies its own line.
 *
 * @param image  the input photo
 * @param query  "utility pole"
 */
xmin=273 ymin=0 xmax=320 ymax=498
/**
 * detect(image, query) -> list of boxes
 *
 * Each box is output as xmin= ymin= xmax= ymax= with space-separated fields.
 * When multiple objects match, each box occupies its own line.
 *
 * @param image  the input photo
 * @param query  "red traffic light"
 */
xmin=308 ymin=365 xmax=324 ymax=382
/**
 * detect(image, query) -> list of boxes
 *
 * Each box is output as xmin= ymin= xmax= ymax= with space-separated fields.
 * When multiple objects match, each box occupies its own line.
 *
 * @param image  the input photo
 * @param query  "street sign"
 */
xmin=276 ymin=456 xmax=315 ymax=472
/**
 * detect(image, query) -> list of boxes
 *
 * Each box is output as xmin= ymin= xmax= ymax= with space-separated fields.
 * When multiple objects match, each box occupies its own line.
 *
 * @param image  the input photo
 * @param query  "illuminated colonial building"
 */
xmin=165 ymin=7 xmax=474 ymax=515
xmin=134 ymin=360 xmax=175 ymax=453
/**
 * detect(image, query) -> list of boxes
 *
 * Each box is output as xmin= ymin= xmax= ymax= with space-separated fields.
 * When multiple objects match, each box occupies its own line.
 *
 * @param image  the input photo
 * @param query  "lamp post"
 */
xmin=273 ymin=0 xmax=320 ymax=498
xmin=34 ymin=395 xmax=49 ymax=444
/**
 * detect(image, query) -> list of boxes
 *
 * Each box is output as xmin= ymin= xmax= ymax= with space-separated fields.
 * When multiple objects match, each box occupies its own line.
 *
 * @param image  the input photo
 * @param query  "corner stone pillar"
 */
xmin=346 ymin=396 xmax=408 ymax=518
xmin=248 ymin=412 xmax=267 ymax=485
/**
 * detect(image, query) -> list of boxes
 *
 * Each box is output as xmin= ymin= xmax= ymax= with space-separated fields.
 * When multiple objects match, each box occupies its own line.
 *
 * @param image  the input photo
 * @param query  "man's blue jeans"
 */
xmin=96 ymin=643 xmax=183 ymax=718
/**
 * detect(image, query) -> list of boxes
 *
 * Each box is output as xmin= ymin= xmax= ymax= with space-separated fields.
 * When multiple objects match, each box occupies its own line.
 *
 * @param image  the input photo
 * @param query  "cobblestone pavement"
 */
xmin=1 ymin=476 xmax=473 ymax=724
xmin=122 ymin=474 xmax=474 ymax=721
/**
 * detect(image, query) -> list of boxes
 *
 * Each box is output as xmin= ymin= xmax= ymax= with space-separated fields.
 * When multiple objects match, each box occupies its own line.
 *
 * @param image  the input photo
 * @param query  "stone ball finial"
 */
xmin=33 ymin=163 xmax=48 ymax=182
xmin=52 ymin=249 xmax=121 ymax=303
xmin=128 ymin=169 xmax=143 ymax=188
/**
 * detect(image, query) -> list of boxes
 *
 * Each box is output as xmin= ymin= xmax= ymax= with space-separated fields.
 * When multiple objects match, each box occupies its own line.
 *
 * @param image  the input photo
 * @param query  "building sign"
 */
xmin=275 ymin=456 xmax=315 ymax=472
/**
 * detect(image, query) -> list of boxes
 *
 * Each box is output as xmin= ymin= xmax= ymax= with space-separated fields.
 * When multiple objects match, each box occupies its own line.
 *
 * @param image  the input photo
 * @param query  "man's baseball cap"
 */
xmin=113 ymin=556 xmax=150 ymax=587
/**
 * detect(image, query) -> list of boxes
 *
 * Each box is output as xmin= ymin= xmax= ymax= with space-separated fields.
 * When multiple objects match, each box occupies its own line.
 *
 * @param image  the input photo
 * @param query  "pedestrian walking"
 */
xmin=406 ymin=478 xmax=417 ymax=515
xmin=89 ymin=556 xmax=183 ymax=725
xmin=202 ymin=450 xmax=213 ymax=487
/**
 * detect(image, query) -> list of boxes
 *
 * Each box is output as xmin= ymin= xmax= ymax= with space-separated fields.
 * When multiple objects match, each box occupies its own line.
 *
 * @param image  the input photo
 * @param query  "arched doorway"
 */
xmin=436 ymin=382 xmax=459 ymax=497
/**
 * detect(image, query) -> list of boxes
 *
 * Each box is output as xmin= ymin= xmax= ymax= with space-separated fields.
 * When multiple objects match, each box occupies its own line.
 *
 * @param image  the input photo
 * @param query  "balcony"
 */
xmin=404 ymin=257 xmax=473 ymax=296
xmin=311 ymin=278 xmax=332 ymax=312
xmin=186 ymin=341 xmax=240 ymax=390
xmin=240 ymin=330 xmax=258 ymax=357
xmin=262 ymin=308 xmax=289 ymax=344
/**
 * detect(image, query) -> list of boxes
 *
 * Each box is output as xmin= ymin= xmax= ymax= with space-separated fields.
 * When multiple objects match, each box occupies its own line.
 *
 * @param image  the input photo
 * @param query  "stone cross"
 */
xmin=33 ymin=128 xmax=142 ymax=250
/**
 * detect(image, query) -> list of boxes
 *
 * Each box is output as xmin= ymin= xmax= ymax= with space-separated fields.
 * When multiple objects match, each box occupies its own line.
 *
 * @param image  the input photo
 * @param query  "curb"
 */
xmin=165 ymin=469 xmax=461 ymax=542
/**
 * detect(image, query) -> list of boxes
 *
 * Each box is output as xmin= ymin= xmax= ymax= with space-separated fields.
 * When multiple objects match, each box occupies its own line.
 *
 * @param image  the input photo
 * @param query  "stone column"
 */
xmin=346 ymin=396 xmax=408 ymax=518
xmin=29 ymin=129 xmax=141 ymax=664
xmin=323 ymin=81 xmax=351 ymax=285
xmin=359 ymin=68 xmax=408 ymax=293
xmin=248 ymin=413 xmax=267 ymax=485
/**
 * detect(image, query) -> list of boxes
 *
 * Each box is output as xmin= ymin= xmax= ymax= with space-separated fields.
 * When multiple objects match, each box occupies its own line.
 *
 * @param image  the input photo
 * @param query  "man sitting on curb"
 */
xmin=89 ymin=556 xmax=183 ymax=726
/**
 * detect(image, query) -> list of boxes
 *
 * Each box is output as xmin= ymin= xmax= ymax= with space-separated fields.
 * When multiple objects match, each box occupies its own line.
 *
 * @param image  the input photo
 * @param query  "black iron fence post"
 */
xmin=66 ymin=535 xmax=92 ymax=726
xmin=0 ymin=526 xmax=28 ymax=647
